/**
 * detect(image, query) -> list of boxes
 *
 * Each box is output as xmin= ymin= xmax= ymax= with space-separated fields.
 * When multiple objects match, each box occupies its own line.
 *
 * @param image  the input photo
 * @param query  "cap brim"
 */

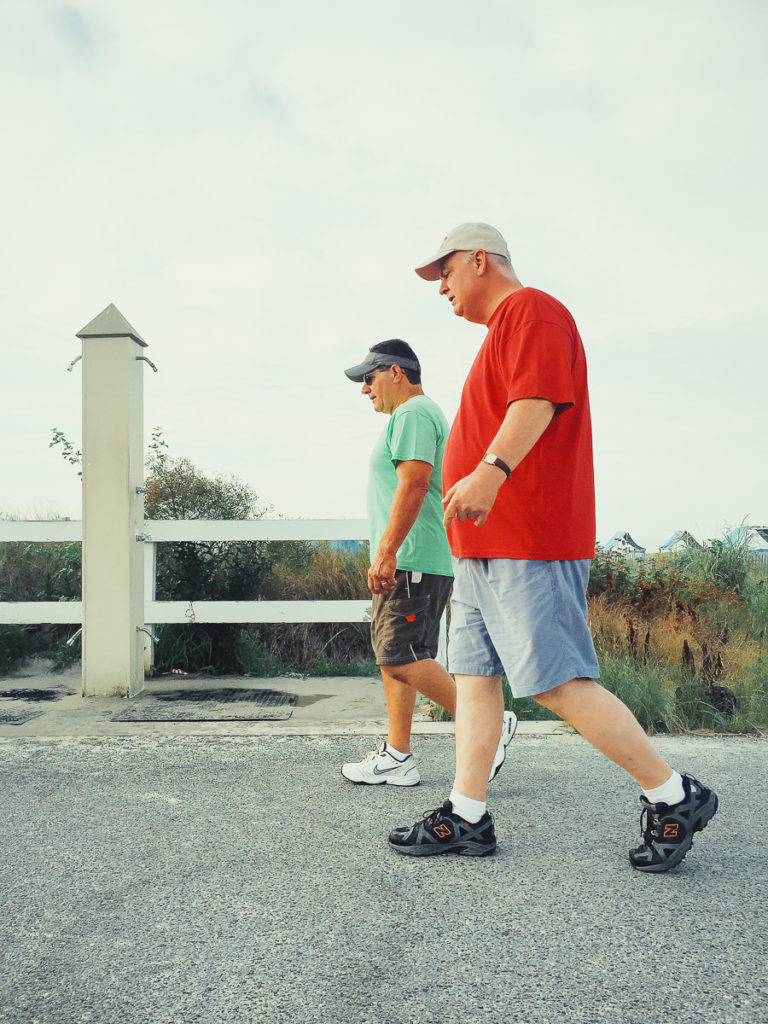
xmin=344 ymin=360 xmax=377 ymax=383
xmin=414 ymin=260 xmax=442 ymax=281
xmin=414 ymin=250 xmax=451 ymax=281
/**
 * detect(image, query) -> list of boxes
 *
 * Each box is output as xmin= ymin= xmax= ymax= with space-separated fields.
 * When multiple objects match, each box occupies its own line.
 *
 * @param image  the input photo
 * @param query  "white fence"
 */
xmin=3 ymin=303 xmax=447 ymax=697
xmin=0 ymin=518 xmax=371 ymax=626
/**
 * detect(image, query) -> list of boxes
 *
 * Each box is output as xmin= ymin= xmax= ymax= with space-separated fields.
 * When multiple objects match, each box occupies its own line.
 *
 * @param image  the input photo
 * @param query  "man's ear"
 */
xmin=390 ymin=364 xmax=402 ymax=381
xmin=474 ymin=249 xmax=489 ymax=275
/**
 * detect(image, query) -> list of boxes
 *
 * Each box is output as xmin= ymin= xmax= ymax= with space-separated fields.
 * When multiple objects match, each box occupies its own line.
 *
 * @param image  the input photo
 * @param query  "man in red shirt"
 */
xmin=388 ymin=223 xmax=718 ymax=871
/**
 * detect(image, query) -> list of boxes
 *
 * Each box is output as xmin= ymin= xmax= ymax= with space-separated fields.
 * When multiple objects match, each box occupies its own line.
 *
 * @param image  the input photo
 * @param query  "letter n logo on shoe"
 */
xmin=663 ymin=823 xmax=680 ymax=839
xmin=433 ymin=823 xmax=452 ymax=839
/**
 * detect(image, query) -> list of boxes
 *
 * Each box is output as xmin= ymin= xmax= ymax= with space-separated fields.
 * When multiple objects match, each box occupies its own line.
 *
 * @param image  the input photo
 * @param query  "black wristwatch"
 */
xmin=481 ymin=452 xmax=512 ymax=479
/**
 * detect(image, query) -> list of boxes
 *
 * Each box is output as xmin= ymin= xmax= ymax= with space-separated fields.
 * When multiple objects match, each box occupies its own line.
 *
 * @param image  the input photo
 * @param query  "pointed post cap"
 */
xmin=76 ymin=303 xmax=147 ymax=347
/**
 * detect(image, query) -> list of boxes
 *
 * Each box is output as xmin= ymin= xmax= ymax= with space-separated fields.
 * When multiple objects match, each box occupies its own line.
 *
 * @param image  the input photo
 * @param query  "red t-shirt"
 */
xmin=442 ymin=287 xmax=596 ymax=560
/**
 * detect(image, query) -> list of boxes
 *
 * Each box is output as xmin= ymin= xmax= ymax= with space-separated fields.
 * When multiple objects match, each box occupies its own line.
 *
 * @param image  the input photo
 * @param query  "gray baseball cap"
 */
xmin=414 ymin=222 xmax=511 ymax=281
xmin=344 ymin=349 xmax=421 ymax=383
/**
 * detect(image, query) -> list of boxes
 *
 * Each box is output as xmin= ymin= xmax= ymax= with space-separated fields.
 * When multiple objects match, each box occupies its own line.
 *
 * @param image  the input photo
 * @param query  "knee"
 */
xmin=532 ymin=677 xmax=594 ymax=712
xmin=383 ymin=665 xmax=414 ymax=686
xmin=532 ymin=688 xmax=559 ymax=711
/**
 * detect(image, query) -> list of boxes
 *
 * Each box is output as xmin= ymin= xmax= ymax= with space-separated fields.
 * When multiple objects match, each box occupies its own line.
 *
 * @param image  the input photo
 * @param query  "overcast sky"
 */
xmin=2 ymin=0 xmax=766 ymax=551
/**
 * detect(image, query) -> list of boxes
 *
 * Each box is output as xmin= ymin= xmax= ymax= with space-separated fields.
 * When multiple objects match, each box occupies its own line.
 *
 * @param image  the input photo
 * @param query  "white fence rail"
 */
xmin=0 ymin=519 xmax=371 ymax=626
xmin=0 ymin=521 xmax=82 ymax=543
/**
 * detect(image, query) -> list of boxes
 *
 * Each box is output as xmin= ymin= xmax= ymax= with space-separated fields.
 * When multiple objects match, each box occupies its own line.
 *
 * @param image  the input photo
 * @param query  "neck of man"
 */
xmin=390 ymin=385 xmax=424 ymax=412
xmin=481 ymin=275 xmax=525 ymax=324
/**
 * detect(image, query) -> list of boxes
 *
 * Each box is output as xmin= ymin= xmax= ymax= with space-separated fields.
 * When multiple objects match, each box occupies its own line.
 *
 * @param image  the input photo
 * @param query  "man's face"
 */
xmin=361 ymin=366 xmax=395 ymax=414
xmin=438 ymin=251 xmax=483 ymax=322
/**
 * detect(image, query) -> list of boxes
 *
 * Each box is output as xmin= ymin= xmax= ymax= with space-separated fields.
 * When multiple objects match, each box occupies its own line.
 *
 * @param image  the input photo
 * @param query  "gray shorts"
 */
xmin=448 ymin=557 xmax=599 ymax=698
xmin=371 ymin=570 xmax=453 ymax=666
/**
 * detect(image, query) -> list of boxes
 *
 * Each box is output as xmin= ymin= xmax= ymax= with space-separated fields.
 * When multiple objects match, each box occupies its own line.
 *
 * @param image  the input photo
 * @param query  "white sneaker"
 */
xmin=489 ymin=710 xmax=518 ymax=782
xmin=341 ymin=743 xmax=421 ymax=786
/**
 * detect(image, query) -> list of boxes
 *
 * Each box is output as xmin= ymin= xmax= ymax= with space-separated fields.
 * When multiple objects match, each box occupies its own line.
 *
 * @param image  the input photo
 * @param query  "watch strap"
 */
xmin=481 ymin=452 xmax=512 ymax=479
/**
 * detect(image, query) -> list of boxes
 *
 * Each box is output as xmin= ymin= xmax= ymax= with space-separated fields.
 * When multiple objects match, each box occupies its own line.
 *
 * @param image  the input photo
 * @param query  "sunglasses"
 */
xmin=363 ymin=367 xmax=391 ymax=386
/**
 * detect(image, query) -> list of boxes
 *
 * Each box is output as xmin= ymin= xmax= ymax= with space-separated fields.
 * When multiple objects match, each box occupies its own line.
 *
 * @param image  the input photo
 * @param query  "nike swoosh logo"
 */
xmin=373 ymin=762 xmax=407 ymax=775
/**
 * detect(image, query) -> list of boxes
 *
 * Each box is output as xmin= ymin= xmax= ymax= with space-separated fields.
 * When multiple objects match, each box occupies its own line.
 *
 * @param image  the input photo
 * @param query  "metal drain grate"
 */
xmin=151 ymin=688 xmax=298 ymax=706
xmin=0 ymin=708 xmax=44 ymax=725
xmin=0 ymin=689 xmax=68 ymax=702
xmin=110 ymin=687 xmax=298 ymax=723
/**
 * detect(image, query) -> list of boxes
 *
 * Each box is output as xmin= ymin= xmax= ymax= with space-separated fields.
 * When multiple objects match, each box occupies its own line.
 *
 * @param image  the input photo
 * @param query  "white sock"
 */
xmin=383 ymin=741 xmax=409 ymax=762
xmin=448 ymin=789 xmax=486 ymax=824
xmin=643 ymin=771 xmax=685 ymax=806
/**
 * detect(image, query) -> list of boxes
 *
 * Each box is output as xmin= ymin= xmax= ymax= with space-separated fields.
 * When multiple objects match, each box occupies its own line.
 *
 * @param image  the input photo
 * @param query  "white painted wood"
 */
xmin=0 ymin=521 xmax=372 ymax=638
xmin=145 ymin=600 xmax=372 ymax=624
xmin=79 ymin=307 xmax=146 ymax=697
xmin=0 ymin=522 xmax=82 ymax=542
xmin=77 ymin=302 xmax=147 ymax=347
xmin=144 ymin=519 xmax=368 ymax=542
xmin=0 ymin=599 xmax=371 ymax=626
xmin=143 ymin=542 xmax=157 ymax=672
xmin=0 ymin=518 xmax=367 ymax=544
xmin=0 ymin=602 xmax=83 ymax=624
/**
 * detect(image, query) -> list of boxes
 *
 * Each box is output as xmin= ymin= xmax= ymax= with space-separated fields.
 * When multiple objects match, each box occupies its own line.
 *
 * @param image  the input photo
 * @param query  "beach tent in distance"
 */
xmin=605 ymin=531 xmax=646 ymax=556
xmin=724 ymin=525 xmax=768 ymax=558
xmin=660 ymin=530 xmax=702 ymax=553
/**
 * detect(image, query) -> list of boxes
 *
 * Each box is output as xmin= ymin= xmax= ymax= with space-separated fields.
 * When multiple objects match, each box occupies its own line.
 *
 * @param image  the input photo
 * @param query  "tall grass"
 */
xmin=587 ymin=542 xmax=768 ymax=733
xmin=433 ymin=542 xmax=768 ymax=733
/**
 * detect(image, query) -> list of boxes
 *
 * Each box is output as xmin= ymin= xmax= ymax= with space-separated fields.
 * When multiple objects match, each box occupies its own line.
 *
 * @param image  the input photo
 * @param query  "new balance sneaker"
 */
xmin=341 ymin=743 xmax=421 ymax=786
xmin=629 ymin=773 xmax=719 ymax=872
xmin=388 ymin=799 xmax=496 ymax=857
xmin=489 ymin=709 xmax=518 ymax=783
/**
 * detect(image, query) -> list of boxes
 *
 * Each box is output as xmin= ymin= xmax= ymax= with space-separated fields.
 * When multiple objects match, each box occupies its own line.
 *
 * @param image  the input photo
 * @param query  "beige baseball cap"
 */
xmin=414 ymin=222 xmax=511 ymax=281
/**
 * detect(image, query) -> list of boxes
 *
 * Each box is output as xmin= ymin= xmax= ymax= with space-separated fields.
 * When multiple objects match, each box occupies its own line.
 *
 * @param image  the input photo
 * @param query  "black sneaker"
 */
xmin=629 ymin=774 xmax=718 ymax=873
xmin=388 ymin=799 xmax=496 ymax=857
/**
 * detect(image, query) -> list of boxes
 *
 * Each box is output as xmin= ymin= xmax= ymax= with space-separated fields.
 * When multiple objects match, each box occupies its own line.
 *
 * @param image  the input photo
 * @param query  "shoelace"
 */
xmin=361 ymin=746 xmax=386 ymax=764
xmin=639 ymin=807 xmax=658 ymax=842
xmin=420 ymin=804 xmax=492 ymax=831
xmin=640 ymin=804 xmax=676 ymax=843
xmin=422 ymin=805 xmax=447 ymax=827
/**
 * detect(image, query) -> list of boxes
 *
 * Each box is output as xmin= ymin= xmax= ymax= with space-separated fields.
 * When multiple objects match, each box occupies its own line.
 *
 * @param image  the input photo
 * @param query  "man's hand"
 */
xmin=442 ymin=399 xmax=556 ymax=530
xmin=442 ymin=464 xmax=505 ymax=529
xmin=369 ymin=459 xmax=431 ymax=594
xmin=368 ymin=550 xmax=398 ymax=594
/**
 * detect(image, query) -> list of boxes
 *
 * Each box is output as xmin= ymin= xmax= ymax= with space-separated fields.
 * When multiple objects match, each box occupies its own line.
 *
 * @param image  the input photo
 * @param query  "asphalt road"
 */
xmin=1 ymin=733 xmax=765 ymax=1024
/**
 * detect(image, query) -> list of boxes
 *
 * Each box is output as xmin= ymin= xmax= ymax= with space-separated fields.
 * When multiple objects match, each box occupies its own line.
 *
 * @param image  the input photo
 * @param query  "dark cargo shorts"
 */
xmin=370 ymin=570 xmax=453 ymax=666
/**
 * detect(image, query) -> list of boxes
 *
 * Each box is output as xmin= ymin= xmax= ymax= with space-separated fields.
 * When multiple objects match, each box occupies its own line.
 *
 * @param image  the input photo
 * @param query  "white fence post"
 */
xmin=78 ymin=304 xmax=147 ymax=697
xmin=143 ymin=542 xmax=157 ymax=672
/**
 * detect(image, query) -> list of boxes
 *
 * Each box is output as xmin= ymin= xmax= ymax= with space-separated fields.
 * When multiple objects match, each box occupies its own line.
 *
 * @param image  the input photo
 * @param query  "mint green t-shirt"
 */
xmin=367 ymin=395 xmax=453 ymax=577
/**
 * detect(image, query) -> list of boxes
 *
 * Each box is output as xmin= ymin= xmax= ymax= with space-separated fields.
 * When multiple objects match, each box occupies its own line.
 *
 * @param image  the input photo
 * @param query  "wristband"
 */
xmin=481 ymin=452 xmax=512 ymax=479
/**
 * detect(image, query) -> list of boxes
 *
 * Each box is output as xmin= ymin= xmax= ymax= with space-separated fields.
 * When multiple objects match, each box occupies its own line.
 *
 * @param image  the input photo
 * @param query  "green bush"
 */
xmin=46 ymin=634 xmax=82 ymax=673
xmin=0 ymin=518 xmax=81 ymax=672
xmin=142 ymin=436 xmax=374 ymax=676
xmin=0 ymin=625 xmax=29 ymax=674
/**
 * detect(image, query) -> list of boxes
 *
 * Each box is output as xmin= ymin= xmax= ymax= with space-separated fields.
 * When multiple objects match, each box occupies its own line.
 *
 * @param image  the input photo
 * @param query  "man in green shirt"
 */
xmin=342 ymin=339 xmax=516 ymax=786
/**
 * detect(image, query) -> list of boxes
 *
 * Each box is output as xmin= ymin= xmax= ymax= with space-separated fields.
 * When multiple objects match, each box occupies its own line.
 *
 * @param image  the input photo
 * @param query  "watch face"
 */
xmin=483 ymin=454 xmax=510 ymax=477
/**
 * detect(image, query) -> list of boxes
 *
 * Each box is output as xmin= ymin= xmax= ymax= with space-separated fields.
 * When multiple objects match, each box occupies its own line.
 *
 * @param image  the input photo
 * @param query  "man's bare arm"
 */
xmin=443 ymin=399 xmax=556 ymax=529
xmin=369 ymin=459 xmax=432 ymax=594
